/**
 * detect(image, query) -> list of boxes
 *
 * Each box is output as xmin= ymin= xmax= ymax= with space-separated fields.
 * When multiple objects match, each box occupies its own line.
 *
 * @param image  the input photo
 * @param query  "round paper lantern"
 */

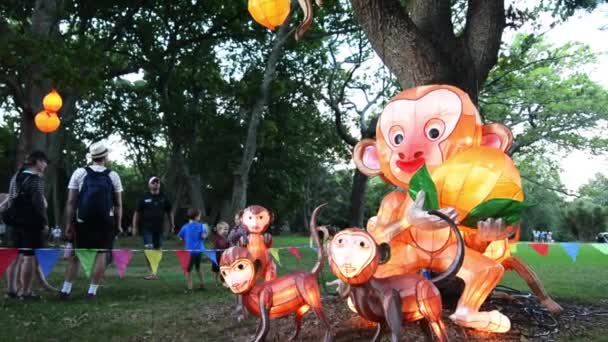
xmin=248 ymin=0 xmax=290 ymax=30
xmin=35 ymin=111 xmax=61 ymax=133
xmin=43 ymin=89 xmax=63 ymax=112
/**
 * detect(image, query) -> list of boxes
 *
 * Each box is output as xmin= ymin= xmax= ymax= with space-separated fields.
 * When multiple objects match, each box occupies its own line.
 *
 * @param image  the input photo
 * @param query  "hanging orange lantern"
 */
xmin=248 ymin=0 xmax=291 ymax=30
xmin=35 ymin=111 xmax=61 ymax=133
xmin=43 ymin=89 xmax=63 ymax=112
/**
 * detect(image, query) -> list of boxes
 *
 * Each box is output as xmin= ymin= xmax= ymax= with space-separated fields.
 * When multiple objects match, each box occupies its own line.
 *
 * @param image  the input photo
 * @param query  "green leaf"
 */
xmin=461 ymin=199 xmax=532 ymax=227
xmin=408 ymin=164 xmax=439 ymax=210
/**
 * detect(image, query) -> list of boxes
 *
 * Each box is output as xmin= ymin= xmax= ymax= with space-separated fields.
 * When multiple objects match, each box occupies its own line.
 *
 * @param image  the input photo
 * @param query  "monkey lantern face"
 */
xmin=220 ymin=258 xmax=256 ymax=294
xmin=242 ymin=207 xmax=271 ymax=234
xmin=329 ymin=230 xmax=377 ymax=283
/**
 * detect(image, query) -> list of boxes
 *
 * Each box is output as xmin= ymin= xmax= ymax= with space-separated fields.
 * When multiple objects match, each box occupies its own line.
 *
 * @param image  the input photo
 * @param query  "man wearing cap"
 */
xmin=60 ymin=141 xmax=123 ymax=299
xmin=132 ymin=176 xmax=174 ymax=280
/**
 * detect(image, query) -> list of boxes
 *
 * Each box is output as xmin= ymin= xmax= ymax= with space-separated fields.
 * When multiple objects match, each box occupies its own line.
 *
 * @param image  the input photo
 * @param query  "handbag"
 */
xmin=1 ymin=175 xmax=33 ymax=226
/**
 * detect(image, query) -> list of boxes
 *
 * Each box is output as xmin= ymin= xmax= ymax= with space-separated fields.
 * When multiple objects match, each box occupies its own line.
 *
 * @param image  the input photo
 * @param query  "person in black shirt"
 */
xmin=132 ymin=176 xmax=174 ymax=280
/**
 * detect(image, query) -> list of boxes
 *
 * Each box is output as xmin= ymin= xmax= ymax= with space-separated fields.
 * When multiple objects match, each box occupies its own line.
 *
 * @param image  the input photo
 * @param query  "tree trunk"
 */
xmin=349 ymin=169 xmax=369 ymax=227
xmin=227 ymin=15 xmax=294 ymax=218
xmin=349 ymin=0 xmax=505 ymax=102
xmin=15 ymin=0 xmax=61 ymax=164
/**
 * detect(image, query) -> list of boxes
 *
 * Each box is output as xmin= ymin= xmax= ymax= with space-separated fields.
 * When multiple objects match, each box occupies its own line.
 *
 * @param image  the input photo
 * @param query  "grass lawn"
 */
xmin=1 ymin=235 xmax=607 ymax=341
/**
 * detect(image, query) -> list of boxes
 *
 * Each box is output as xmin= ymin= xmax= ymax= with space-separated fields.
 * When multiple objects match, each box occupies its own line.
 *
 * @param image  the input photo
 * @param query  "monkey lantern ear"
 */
xmin=353 ymin=139 xmax=382 ymax=177
xmin=254 ymin=259 xmax=263 ymax=274
xmin=481 ymin=123 xmax=513 ymax=153
xmin=378 ymin=243 xmax=391 ymax=264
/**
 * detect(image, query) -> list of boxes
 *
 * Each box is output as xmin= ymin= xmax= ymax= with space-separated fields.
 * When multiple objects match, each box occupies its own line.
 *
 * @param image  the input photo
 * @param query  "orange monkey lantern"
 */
xmin=43 ymin=89 xmax=63 ymax=112
xmin=35 ymin=111 xmax=61 ymax=133
xmin=248 ymin=0 xmax=323 ymax=40
xmin=248 ymin=0 xmax=291 ymax=30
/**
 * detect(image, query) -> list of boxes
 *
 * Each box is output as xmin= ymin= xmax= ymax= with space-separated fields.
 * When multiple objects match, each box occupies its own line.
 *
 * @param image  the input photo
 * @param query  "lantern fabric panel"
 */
xmin=35 ymin=111 xmax=61 ymax=133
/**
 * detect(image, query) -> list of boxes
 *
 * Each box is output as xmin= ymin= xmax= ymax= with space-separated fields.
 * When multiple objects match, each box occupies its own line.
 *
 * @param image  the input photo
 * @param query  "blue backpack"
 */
xmin=77 ymin=167 xmax=114 ymax=222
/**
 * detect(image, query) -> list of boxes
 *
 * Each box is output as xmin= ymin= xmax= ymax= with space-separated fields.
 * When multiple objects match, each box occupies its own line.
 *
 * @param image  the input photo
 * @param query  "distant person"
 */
xmin=60 ymin=141 xmax=123 ymax=299
xmin=51 ymin=226 xmax=62 ymax=246
xmin=178 ymin=209 xmax=207 ymax=291
xmin=211 ymin=221 xmax=230 ymax=285
xmin=4 ymin=151 xmax=49 ymax=299
xmin=547 ymin=231 xmax=553 ymax=243
xmin=132 ymin=176 xmax=174 ymax=280
xmin=227 ymin=210 xmax=247 ymax=247
xmin=532 ymin=230 xmax=539 ymax=242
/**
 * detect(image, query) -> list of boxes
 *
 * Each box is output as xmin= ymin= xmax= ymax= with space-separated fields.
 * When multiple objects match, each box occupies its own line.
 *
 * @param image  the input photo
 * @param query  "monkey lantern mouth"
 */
xmin=340 ymin=263 xmax=358 ymax=277
xmin=230 ymin=280 xmax=249 ymax=292
xmin=396 ymin=157 xmax=425 ymax=174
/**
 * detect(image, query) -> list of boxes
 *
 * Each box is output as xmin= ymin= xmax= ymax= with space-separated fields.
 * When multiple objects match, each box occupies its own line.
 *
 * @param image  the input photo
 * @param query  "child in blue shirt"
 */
xmin=178 ymin=208 xmax=207 ymax=290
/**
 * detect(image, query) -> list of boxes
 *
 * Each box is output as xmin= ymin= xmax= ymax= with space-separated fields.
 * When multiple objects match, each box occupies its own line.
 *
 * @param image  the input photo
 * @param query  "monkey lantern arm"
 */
xmin=263 ymin=233 xmax=273 ymax=248
xmin=381 ymin=289 xmax=403 ymax=342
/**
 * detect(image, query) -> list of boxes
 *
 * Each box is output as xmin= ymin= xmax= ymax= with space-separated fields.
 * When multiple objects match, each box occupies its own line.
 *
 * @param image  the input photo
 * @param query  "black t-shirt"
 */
xmin=137 ymin=192 xmax=171 ymax=232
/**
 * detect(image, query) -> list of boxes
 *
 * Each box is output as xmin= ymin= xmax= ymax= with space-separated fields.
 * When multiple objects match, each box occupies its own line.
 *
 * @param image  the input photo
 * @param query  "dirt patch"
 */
xmin=195 ymin=294 xmax=608 ymax=342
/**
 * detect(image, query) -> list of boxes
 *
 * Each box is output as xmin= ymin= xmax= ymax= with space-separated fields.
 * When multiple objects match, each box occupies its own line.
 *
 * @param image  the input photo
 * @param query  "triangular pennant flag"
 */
xmin=529 ymin=243 xmax=549 ymax=256
xmin=560 ymin=243 xmax=579 ymax=262
xmin=76 ymin=249 xmax=98 ymax=278
xmin=35 ymin=249 xmax=61 ymax=278
xmin=204 ymin=250 xmax=218 ymax=266
xmin=269 ymin=248 xmax=281 ymax=266
xmin=0 ymin=248 xmax=19 ymax=278
xmin=144 ymin=250 xmax=163 ymax=275
xmin=591 ymin=243 xmax=608 ymax=255
xmin=175 ymin=250 xmax=191 ymax=273
xmin=112 ymin=249 xmax=134 ymax=278
xmin=509 ymin=243 xmax=517 ymax=254
xmin=288 ymin=247 xmax=302 ymax=262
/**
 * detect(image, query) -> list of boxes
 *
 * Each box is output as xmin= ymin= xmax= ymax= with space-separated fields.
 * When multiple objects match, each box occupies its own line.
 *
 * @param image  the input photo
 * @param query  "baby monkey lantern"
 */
xmin=35 ymin=89 xmax=62 ymax=133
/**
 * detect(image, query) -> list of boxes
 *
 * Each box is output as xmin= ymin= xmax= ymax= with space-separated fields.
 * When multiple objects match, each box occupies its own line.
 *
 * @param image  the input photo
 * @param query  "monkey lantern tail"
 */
xmin=309 ymin=203 xmax=327 ymax=276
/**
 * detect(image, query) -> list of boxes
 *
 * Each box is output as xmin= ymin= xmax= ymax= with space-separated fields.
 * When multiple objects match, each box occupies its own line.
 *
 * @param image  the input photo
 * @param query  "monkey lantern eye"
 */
xmin=393 ymin=133 xmax=404 ymax=145
xmin=359 ymin=241 xmax=367 ymax=248
xmin=238 ymin=264 xmax=245 ymax=270
xmin=338 ymin=238 xmax=343 ymax=244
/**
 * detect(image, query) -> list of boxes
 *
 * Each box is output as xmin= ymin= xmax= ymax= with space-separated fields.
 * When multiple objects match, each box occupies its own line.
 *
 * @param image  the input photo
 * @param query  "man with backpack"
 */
xmin=59 ymin=141 xmax=123 ymax=299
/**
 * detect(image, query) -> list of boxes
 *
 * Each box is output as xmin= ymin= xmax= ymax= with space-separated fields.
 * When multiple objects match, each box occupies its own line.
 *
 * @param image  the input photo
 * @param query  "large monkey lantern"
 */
xmin=221 ymin=204 xmax=333 ymax=342
xmin=352 ymin=84 xmax=560 ymax=332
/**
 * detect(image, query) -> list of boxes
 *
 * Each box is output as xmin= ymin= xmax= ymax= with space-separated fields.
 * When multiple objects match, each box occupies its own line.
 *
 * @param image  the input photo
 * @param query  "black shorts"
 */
xmin=74 ymin=220 xmax=115 ymax=252
xmin=14 ymin=226 xmax=44 ymax=256
xmin=187 ymin=253 xmax=202 ymax=272
xmin=212 ymin=251 xmax=223 ymax=273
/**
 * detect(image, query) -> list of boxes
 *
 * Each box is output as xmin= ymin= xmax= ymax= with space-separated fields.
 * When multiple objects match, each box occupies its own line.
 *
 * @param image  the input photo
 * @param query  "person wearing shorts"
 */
xmin=5 ymin=151 xmax=49 ymax=299
xmin=132 ymin=176 xmax=174 ymax=280
xmin=60 ymin=141 xmax=123 ymax=299
xmin=178 ymin=208 xmax=207 ymax=291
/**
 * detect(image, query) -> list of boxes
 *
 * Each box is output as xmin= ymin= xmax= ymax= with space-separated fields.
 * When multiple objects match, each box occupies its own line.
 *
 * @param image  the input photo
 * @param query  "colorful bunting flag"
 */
xmin=510 ymin=243 xmax=517 ymax=254
xmin=288 ymin=247 xmax=302 ymax=262
xmin=560 ymin=243 xmax=579 ymax=262
xmin=204 ymin=250 xmax=218 ymax=266
xmin=144 ymin=250 xmax=163 ymax=275
xmin=529 ymin=243 xmax=549 ymax=256
xmin=112 ymin=249 xmax=134 ymax=278
xmin=76 ymin=249 xmax=98 ymax=278
xmin=591 ymin=243 xmax=608 ymax=255
xmin=175 ymin=250 xmax=191 ymax=273
xmin=35 ymin=249 xmax=61 ymax=277
xmin=0 ymin=248 xmax=19 ymax=278
xmin=269 ymin=248 xmax=281 ymax=266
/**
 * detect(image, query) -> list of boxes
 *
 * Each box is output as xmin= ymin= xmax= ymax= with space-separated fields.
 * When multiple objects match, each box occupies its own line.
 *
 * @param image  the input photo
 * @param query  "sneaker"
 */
xmin=144 ymin=275 xmax=159 ymax=280
xmin=19 ymin=292 xmax=42 ymax=301
xmin=58 ymin=291 xmax=71 ymax=300
xmin=4 ymin=292 xmax=17 ymax=299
